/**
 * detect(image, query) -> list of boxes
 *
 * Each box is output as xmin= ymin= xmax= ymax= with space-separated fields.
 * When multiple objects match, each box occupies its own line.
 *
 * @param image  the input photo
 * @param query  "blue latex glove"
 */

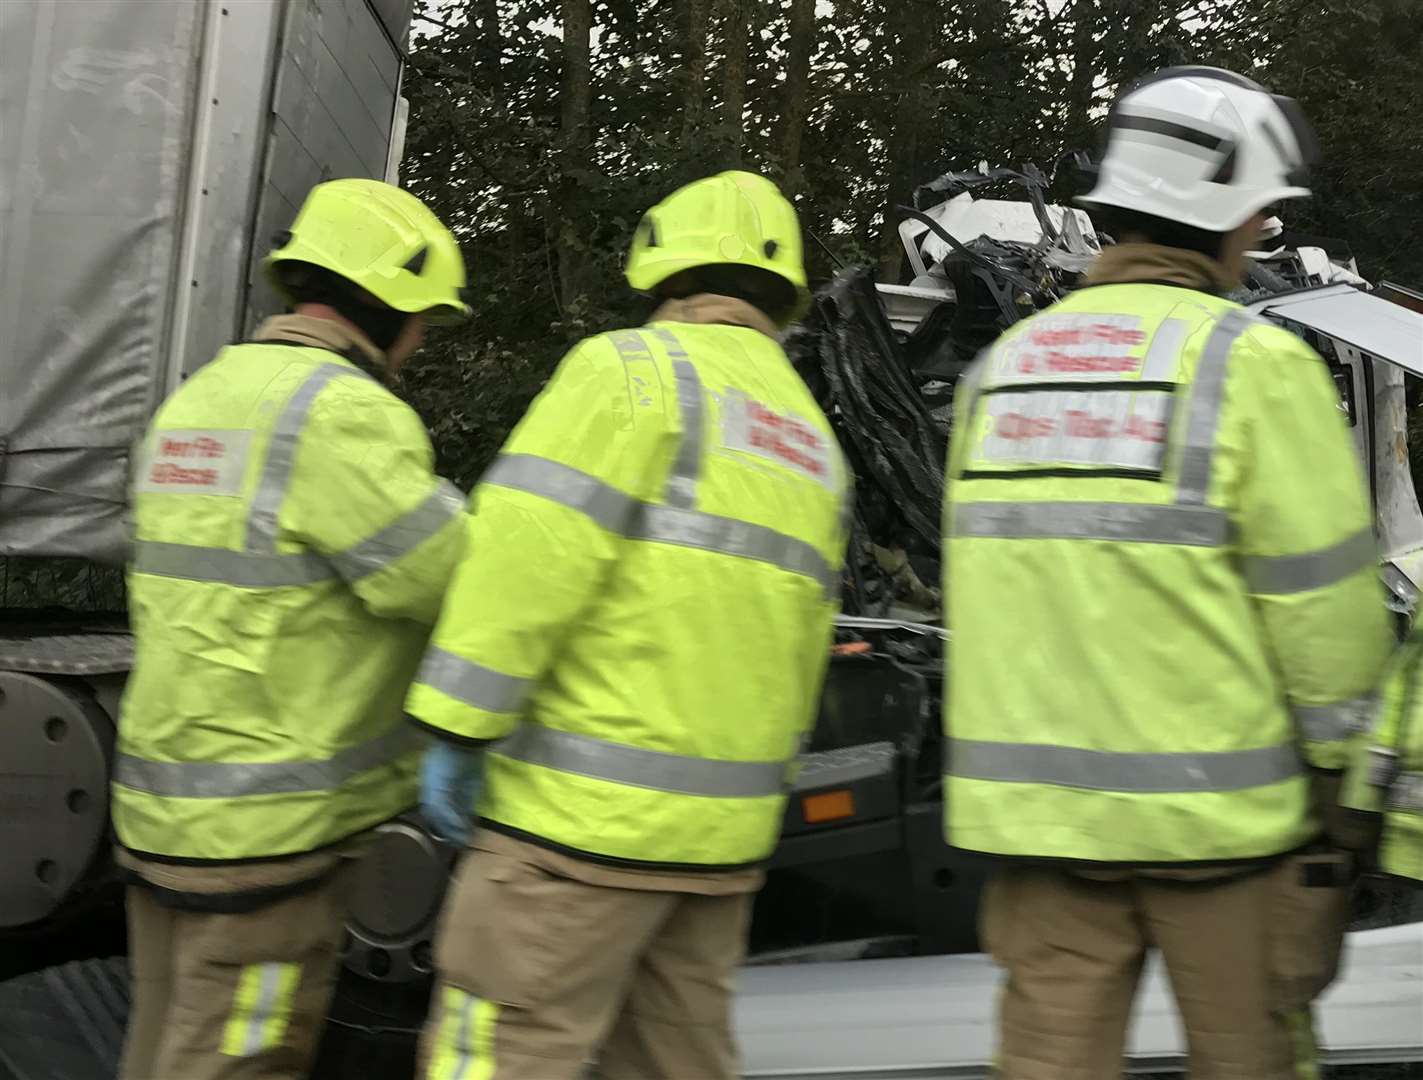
xmin=420 ymin=742 xmax=485 ymax=845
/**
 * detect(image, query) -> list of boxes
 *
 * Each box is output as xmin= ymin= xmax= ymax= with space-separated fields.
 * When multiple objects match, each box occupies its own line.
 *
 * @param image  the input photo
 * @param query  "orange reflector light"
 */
xmin=802 ymin=789 xmax=855 ymax=824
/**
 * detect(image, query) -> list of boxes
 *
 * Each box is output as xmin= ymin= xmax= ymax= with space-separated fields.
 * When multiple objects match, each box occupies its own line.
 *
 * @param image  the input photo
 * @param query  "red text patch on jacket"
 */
xmin=136 ymin=429 xmax=252 ymax=496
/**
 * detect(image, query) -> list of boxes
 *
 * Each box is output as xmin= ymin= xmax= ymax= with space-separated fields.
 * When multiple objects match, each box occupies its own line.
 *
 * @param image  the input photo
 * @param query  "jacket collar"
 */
xmin=251 ymin=314 xmax=387 ymax=374
xmin=1084 ymin=243 xmax=1239 ymax=295
xmin=648 ymin=294 xmax=781 ymax=340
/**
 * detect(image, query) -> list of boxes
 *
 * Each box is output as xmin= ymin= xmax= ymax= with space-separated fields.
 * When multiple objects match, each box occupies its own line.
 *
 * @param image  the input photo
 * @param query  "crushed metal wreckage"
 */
xmin=787 ymin=163 xmax=1423 ymax=624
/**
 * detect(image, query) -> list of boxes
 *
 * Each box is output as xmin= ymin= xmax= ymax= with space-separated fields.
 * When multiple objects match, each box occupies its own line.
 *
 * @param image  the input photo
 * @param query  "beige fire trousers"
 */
xmin=983 ymin=851 xmax=1355 ymax=1080
xmin=420 ymin=845 xmax=754 ymax=1079
xmin=119 ymin=877 xmax=348 ymax=1080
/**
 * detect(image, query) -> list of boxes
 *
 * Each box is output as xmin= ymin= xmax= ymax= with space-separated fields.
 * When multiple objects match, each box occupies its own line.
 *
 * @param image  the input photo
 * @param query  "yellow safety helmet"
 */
xmin=264 ymin=179 xmax=471 ymax=324
xmin=625 ymin=171 xmax=811 ymax=322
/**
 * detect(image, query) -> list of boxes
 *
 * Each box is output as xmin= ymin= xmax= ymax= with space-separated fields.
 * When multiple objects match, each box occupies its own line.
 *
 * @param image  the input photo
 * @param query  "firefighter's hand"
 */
xmin=420 ymin=742 xmax=485 ymax=846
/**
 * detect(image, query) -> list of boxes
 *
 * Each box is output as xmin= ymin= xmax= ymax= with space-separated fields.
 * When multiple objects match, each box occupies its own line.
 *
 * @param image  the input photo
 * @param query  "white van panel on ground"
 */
xmin=736 ymin=923 xmax=1423 ymax=1078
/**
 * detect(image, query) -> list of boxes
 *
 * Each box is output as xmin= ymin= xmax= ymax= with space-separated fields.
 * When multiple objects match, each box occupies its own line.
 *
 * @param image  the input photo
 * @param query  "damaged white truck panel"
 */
xmin=1251 ymin=284 xmax=1423 ymax=376
xmin=1250 ymin=285 xmax=1423 ymax=591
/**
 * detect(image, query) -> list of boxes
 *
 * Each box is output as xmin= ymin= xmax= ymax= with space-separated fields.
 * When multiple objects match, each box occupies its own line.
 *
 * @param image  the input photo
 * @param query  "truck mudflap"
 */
xmin=734 ymin=922 xmax=1423 ymax=1078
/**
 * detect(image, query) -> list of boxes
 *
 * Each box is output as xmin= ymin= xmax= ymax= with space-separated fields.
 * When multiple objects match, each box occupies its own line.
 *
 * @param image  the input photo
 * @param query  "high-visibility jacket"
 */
xmin=1343 ymin=631 xmax=1423 ymax=883
xmin=943 ymin=281 xmax=1394 ymax=864
xmin=113 ymin=316 xmax=467 ymax=862
xmin=405 ymin=311 xmax=850 ymax=870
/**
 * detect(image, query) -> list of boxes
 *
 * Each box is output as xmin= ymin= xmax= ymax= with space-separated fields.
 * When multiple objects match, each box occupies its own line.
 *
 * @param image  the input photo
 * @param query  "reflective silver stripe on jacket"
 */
xmin=1174 ymin=309 xmax=1253 ymax=505
xmin=330 ymin=481 xmax=466 ymax=582
xmin=479 ymin=452 xmax=838 ymax=593
xmin=494 ymin=725 xmax=790 ymax=798
xmin=948 ymin=737 xmax=1303 ymax=793
xmin=245 ymin=363 xmax=364 ymax=550
xmin=114 ymin=725 xmax=419 ymax=799
xmin=417 ymin=646 xmax=533 ymax=715
xmin=482 ymin=453 xmax=637 ymax=532
xmin=1140 ymin=318 xmax=1190 ymax=381
xmin=1294 ymin=695 xmax=1377 ymax=744
xmin=952 ymin=501 xmax=1229 ymax=547
xmin=131 ymin=540 xmax=338 ymax=587
xmin=650 ymin=328 xmax=705 ymax=510
xmin=1243 ymin=528 xmax=1378 ymax=595
xmin=632 ymin=504 xmax=840 ymax=595
xmin=1388 ymin=771 xmax=1423 ymax=812
xmin=949 ymin=353 xmax=990 ymax=475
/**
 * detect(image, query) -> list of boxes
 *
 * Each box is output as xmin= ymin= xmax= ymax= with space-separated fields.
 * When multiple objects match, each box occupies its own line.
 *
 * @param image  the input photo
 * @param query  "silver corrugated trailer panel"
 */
xmin=246 ymin=0 xmax=404 ymax=321
xmin=1 ymin=0 xmax=410 ymax=566
xmin=0 ymin=0 xmax=204 ymax=563
xmin=736 ymin=923 xmax=1423 ymax=1077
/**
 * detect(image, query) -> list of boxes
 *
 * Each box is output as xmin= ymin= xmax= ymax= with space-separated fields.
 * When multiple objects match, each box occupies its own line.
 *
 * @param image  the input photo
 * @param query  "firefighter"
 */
xmin=941 ymin=68 xmax=1395 ymax=1079
xmin=112 ymin=179 xmax=471 ymax=1080
xmin=1343 ymin=624 xmax=1423 ymax=884
xmin=406 ymin=171 xmax=850 ymax=1079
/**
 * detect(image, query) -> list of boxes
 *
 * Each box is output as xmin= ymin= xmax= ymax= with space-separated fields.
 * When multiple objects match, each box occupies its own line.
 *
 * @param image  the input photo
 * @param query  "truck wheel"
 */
xmin=0 ymin=958 xmax=129 ymax=1080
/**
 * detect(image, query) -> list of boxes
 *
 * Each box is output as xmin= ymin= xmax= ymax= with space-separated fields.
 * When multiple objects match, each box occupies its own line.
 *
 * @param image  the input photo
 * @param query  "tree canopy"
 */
xmin=398 ymin=0 xmax=1423 ymax=486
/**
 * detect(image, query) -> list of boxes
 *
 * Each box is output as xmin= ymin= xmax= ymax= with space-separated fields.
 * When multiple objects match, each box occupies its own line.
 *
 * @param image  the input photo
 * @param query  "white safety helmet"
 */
xmin=1080 ymin=67 xmax=1320 ymax=233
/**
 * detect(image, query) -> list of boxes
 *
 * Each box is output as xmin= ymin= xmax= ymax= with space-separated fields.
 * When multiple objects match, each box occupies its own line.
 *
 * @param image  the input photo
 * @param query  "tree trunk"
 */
xmin=1064 ymin=0 xmax=1098 ymax=150
xmin=560 ymin=0 xmax=592 ymax=153
xmin=557 ymin=0 xmax=593 ymax=305
xmin=719 ymin=0 xmax=748 ymax=162
xmin=877 ymin=0 xmax=938 ymax=281
xmin=476 ymin=0 xmax=502 ymax=102
xmin=778 ymin=0 xmax=815 ymax=195
xmin=681 ymin=0 xmax=711 ymax=143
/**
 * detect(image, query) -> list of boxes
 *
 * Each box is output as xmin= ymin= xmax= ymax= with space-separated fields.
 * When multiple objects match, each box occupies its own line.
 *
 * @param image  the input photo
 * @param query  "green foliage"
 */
xmin=398 ymin=0 xmax=1423 ymax=483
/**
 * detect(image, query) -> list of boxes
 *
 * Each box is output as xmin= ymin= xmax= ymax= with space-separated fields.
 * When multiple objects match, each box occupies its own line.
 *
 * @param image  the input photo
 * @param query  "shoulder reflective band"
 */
xmin=1175 ymin=309 xmax=1252 ymax=505
xmin=1388 ymin=771 xmax=1423 ymax=812
xmin=429 ymin=986 xmax=498 ymax=1080
xmin=1243 ymin=528 xmax=1377 ymax=595
xmin=494 ymin=725 xmax=790 ymax=798
xmin=602 ymin=326 xmax=706 ymax=509
xmin=482 ymin=453 xmax=636 ymax=533
xmin=416 ymin=647 xmax=533 ymax=715
xmin=650 ymin=327 xmax=704 ymax=510
xmin=948 ymin=352 xmax=991 ymax=479
xmin=131 ymin=540 xmax=337 ymax=587
xmin=1294 ymin=695 xmax=1377 ymax=744
xmin=221 ymin=962 xmax=301 ymax=1058
xmin=948 ymin=738 xmax=1303 ymax=793
xmin=330 ymin=480 xmax=466 ymax=582
xmin=114 ymin=725 xmax=419 ymax=799
xmin=608 ymin=328 xmax=656 ymax=369
xmin=246 ymin=363 xmax=363 ymax=550
xmin=1140 ymin=318 xmax=1191 ymax=381
xmin=632 ymin=504 xmax=840 ymax=596
xmin=952 ymin=501 xmax=1229 ymax=547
